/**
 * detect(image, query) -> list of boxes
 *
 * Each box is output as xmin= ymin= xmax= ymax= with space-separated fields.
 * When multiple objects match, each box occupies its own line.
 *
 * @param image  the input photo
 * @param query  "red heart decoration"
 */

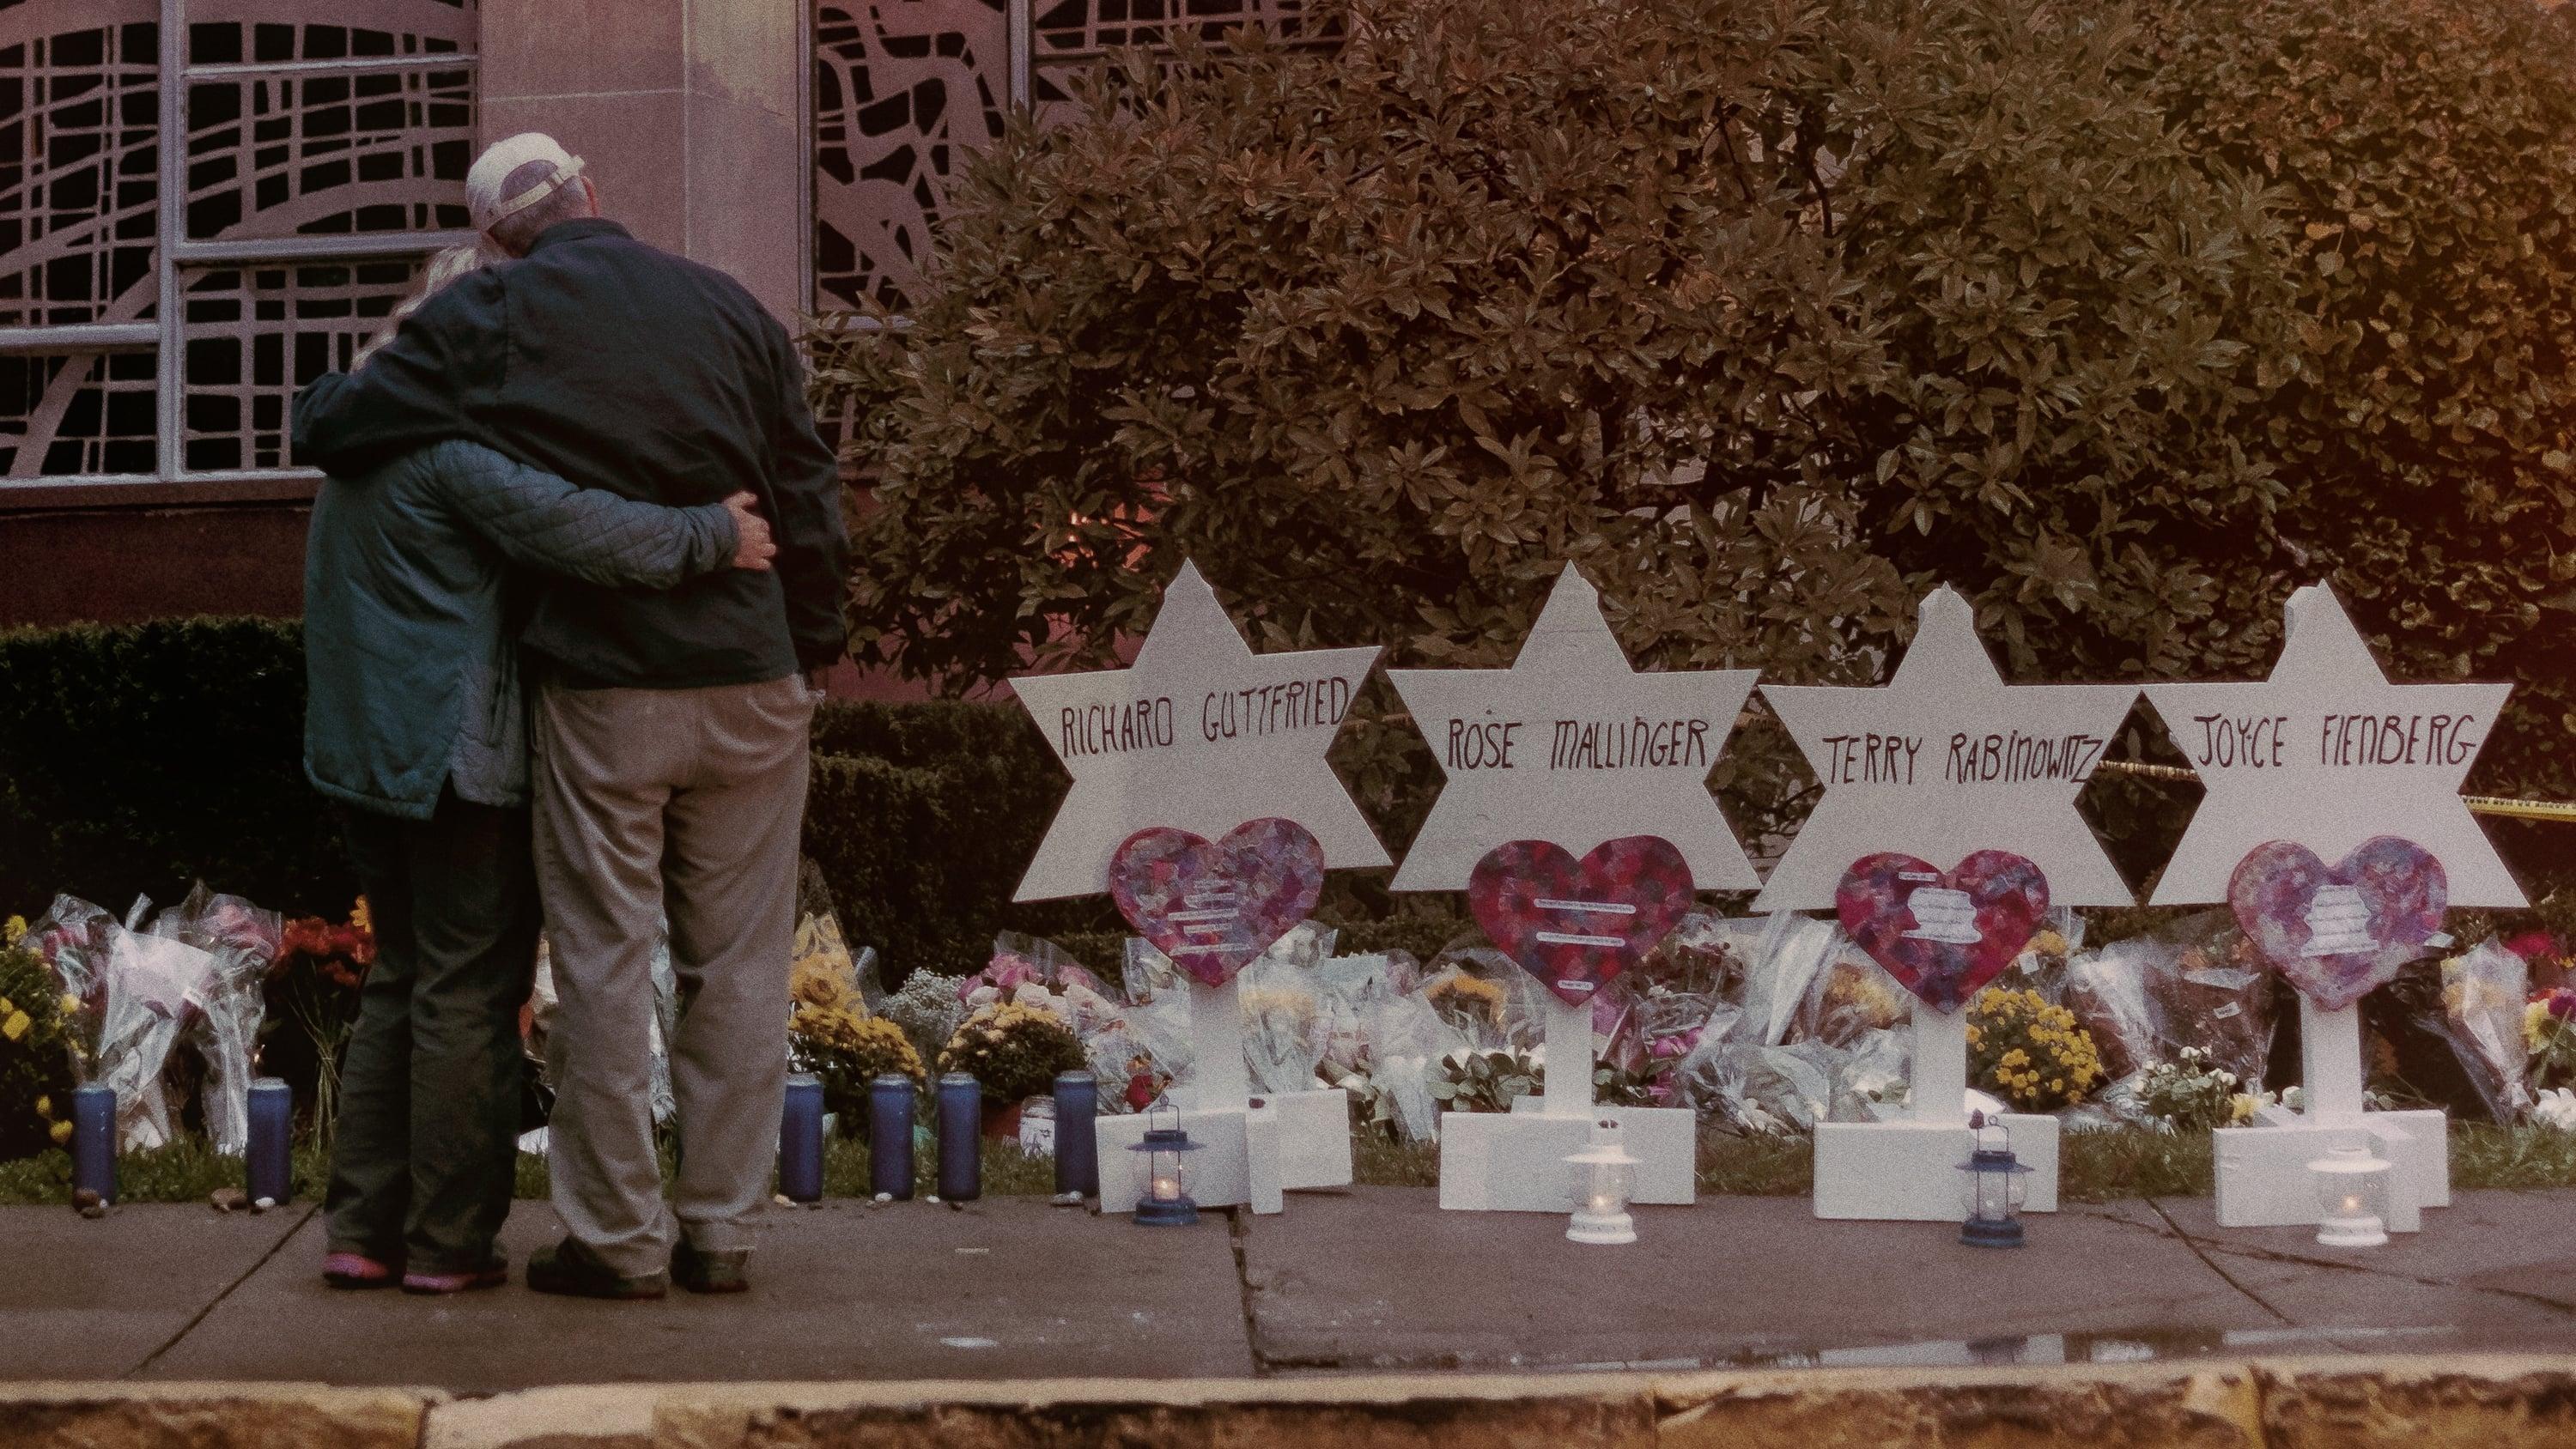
xmin=2228 ymin=836 xmax=2446 ymax=1011
xmin=1467 ymin=837 xmax=1695 ymax=1007
xmin=1109 ymin=818 xmax=1327 ymax=988
xmin=1836 ymin=852 xmax=2050 ymax=1013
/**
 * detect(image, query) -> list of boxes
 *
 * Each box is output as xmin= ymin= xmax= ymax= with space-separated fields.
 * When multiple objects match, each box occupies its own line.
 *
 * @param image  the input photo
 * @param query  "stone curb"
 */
xmin=9 ymin=1356 xmax=2576 ymax=1448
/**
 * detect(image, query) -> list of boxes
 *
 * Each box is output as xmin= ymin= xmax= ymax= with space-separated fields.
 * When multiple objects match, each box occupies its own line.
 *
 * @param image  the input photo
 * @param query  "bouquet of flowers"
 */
xmin=2424 ymin=939 xmax=2532 ymax=1123
xmin=788 ymin=912 xmax=864 ymax=1016
xmin=939 ymin=1002 xmax=1088 ymax=1105
xmin=879 ymin=967 xmax=968 ymax=1070
xmin=790 ymin=1003 xmax=924 ymax=1134
xmin=150 ymin=885 xmax=281 ymax=1153
xmin=2135 ymin=1046 xmax=2261 ymax=1132
xmin=2062 ymin=910 xmax=2275 ymax=1089
xmin=0 ymin=918 xmax=81 ymax=1159
xmin=1431 ymin=1046 xmax=1542 ymax=1113
xmin=273 ymin=900 xmax=376 ymax=1143
xmin=1966 ymin=987 xmax=2105 ymax=1113
xmin=2524 ymin=985 xmax=2576 ymax=1094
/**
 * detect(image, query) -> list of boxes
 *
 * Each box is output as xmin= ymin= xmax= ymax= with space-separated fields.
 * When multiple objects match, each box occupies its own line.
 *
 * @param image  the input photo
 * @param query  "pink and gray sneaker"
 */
xmin=321 ymin=1252 xmax=401 ymax=1290
xmin=401 ymin=1262 xmax=509 ymax=1296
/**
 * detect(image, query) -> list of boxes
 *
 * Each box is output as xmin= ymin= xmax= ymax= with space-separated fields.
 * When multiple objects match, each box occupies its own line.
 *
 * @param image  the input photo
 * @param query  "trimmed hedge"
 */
xmin=0 ymin=618 xmax=350 ymax=918
xmin=0 ymin=617 xmax=1115 ymax=978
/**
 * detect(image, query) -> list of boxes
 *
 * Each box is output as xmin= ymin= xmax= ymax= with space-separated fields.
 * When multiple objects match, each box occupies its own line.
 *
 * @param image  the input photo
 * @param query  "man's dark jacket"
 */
xmin=291 ymin=219 xmax=847 ymax=690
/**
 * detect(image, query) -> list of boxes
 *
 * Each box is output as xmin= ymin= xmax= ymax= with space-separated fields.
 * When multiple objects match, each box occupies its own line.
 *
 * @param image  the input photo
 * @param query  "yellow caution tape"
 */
xmin=2091 ymin=758 xmax=2576 ymax=823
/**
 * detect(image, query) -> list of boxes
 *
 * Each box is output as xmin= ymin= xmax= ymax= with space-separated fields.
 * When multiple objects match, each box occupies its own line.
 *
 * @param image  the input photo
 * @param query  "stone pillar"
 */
xmin=478 ymin=0 xmax=806 ymax=324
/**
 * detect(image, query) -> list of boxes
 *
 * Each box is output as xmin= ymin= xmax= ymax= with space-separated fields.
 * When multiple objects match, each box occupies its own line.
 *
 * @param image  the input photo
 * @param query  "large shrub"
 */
xmin=815 ymin=0 xmax=2300 ymax=854
xmin=817 ymin=0 xmax=2576 ymax=896
xmin=2118 ymin=0 xmax=2576 ymax=882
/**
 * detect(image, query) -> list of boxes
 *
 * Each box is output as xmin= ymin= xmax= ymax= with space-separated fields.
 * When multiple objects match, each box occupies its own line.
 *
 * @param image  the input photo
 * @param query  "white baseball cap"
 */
xmin=466 ymin=132 xmax=587 ymax=232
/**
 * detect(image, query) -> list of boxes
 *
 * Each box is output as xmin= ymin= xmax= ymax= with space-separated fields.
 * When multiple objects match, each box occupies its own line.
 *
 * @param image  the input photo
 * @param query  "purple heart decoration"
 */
xmin=2228 ymin=836 xmax=2447 ymax=1011
xmin=1108 ymin=818 xmax=1327 ymax=988
xmin=1836 ymin=851 xmax=2050 ymax=1014
xmin=1467 ymin=837 xmax=1696 ymax=1008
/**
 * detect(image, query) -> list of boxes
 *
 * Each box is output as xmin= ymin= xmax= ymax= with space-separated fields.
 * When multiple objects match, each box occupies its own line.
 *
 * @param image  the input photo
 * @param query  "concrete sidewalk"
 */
xmin=7 ymin=1187 xmax=2575 ymax=1391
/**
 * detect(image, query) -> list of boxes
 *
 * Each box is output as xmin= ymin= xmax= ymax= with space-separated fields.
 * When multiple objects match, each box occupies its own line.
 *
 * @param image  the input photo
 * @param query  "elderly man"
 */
xmin=294 ymin=134 xmax=848 ymax=1300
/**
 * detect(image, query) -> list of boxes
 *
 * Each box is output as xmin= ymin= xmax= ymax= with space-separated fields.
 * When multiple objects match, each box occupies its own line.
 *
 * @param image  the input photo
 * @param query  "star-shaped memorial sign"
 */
xmin=1754 ymin=585 xmax=2139 ymax=912
xmin=1387 ymin=564 xmax=1761 ymax=893
xmin=2144 ymin=584 xmax=2524 ymax=907
xmin=1010 ymin=561 xmax=1388 ymax=902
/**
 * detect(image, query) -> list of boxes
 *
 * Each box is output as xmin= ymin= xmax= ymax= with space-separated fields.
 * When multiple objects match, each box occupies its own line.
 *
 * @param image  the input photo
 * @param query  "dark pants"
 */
xmin=325 ymin=792 xmax=541 ymax=1272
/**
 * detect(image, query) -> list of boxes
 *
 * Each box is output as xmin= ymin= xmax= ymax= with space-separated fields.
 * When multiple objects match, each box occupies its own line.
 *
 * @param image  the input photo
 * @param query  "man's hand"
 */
xmin=721 ymin=491 xmax=776 ymax=571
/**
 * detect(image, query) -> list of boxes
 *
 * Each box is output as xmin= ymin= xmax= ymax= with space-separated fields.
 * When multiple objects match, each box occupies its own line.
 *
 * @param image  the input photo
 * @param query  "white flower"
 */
xmin=2534 ymin=1088 xmax=2576 ymax=1132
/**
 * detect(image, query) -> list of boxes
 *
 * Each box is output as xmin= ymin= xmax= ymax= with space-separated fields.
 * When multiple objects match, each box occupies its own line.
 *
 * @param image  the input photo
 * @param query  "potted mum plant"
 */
xmin=938 ymin=1003 xmax=1086 ymax=1137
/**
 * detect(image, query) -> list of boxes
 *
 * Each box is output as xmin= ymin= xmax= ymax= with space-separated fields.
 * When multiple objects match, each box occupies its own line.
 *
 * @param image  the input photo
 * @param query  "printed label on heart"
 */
xmin=2228 ymin=836 xmax=2446 ymax=1011
xmin=1467 ymin=837 xmax=1695 ymax=1007
xmin=1108 ymin=818 xmax=1327 ymax=988
xmin=1837 ymin=852 xmax=2050 ymax=1014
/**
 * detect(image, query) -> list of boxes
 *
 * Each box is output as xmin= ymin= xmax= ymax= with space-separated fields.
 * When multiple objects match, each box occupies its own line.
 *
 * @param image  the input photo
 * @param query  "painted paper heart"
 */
xmin=1837 ymin=852 xmax=2050 ymax=1014
xmin=2228 ymin=836 xmax=2446 ymax=1012
xmin=1467 ymin=837 xmax=1695 ymax=1008
xmin=1109 ymin=818 xmax=1326 ymax=988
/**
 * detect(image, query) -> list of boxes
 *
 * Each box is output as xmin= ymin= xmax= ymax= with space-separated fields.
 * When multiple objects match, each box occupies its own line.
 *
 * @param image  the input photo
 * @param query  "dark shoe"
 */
xmin=402 ymin=1261 xmax=509 ymax=1295
xmin=322 ymin=1251 xmax=401 ymax=1290
xmin=526 ymin=1239 xmax=668 ymax=1300
xmin=672 ymin=1240 xmax=750 ymax=1294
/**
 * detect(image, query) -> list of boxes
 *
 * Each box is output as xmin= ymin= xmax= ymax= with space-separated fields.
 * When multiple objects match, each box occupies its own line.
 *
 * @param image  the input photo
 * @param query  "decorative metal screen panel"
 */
xmin=1028 ymin=0 xmax=1315 ymax=57
xmin=0 ymin=352 xmax=155 ymax=476
xmin=179 ymin=255 xmax=417 ymax=470
xmin=0 ymin=5 xmax=161 ymax=330
xmin=182 ymin=42 xmax=472 ymax=241
xmin=811 ymin=0 xmax=1324 ymax=316
xmin=0 ymin=0 xmax=474 ymax=487
xmin=812 ymin=0 xmax=1010 ymax=312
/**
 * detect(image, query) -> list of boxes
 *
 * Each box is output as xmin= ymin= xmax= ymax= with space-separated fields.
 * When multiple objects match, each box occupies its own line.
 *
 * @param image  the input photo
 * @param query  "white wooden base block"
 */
xmin=2214 ymin=1109 xmax=2446 ymax=1231
xmin=1247 ymin=1086 xmax=1353 ymax=1190
xmin=1808 ymin=1005 xmax=2060 ymax=1221
xmin=1813 ymin=1113 xmax=2062 ymax=1221
xmin=2213 ymin=997 xmax=2449 ymax=1232
xmin=1095 ymin=1102 xmax=1285 ymax=1216
xmin=1437 ymin=1104 xmax=1697 ymax=1212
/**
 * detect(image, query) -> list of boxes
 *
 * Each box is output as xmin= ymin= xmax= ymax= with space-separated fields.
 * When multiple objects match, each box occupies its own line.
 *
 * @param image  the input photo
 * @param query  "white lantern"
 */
xmin=1564 ymin=1118 xmax=1639 ymax=1246
xmin=2311 ymin=1142 xmax=2391 ymax=1249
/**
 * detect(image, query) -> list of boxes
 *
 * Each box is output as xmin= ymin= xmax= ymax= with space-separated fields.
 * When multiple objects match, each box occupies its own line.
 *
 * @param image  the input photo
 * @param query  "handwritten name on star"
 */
xmin=2181 ymin=711 xmax=2482 ymax=773
xmin=1807 ymin=731 xmax=2108 ymax=788
xmin=1436 ymin=712 xmax=1716 ymax=773
xmin=1057 ymin=677 xmax=1357 ymax=759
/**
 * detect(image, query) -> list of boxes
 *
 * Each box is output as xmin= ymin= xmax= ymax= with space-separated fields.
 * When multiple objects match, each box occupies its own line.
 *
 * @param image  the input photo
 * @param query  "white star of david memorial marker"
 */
xmin=2144 ymin=583 xmax=2523 ymax=908
xmin=1010 ymin=560 xmax=1386 ymax=903
xmin=1761 ymin=585 xmax=2135 ymax=1222
xmin=1754 ymin=585 xmax=2139 ymax=913
xmin=1389 ymin=563 xmax=1753 ymax=1214
xmin=1387 ymin=563 xmax=1762 ymax=894
xmin=1011 ymin=561 xmax=1382 ymax=1216
xmin=2147 ymin=585 xmax=2516 ymax=1233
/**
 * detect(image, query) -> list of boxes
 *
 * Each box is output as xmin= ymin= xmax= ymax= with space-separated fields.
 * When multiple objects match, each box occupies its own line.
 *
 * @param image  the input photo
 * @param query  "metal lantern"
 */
xmin=1564 ymin=1118 xmax=1640 ymax=1246
xmin=2311 ymin=1142 xmax=2392 ymax=1249
xmin=1128 ymin=1098 xmax=1202 ymax=1227
xmin=1957 ymin=1111 xmax=2032 ymax=1248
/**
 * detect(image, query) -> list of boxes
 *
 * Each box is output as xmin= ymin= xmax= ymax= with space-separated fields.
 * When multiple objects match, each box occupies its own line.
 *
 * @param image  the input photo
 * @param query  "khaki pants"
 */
xmin=532 ymin=676 xmax=816 ymax=1276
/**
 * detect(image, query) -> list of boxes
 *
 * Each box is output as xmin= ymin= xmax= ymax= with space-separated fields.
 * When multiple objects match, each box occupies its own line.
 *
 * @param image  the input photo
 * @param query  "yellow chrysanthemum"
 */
xmin=3 ymin=914 xmax=23 ymax=946
xmin=49 ymin=1119 xmax=72 ymax=1146
xmin=2 ymin=1009 xmax=28 ymax=1042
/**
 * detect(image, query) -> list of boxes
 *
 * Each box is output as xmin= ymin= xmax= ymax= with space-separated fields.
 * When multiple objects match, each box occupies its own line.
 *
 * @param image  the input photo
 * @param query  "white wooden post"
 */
xmin=1911 ymin=1005 xmax=1970 ymax=1125
xmin=2299 ymin=997 xmax=2366 ymax=1126
xmin=1186 ymin=977 xmax=1250 ymax=1110
xmin=1542 ymin=994 xmax=1594 ymax=1119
